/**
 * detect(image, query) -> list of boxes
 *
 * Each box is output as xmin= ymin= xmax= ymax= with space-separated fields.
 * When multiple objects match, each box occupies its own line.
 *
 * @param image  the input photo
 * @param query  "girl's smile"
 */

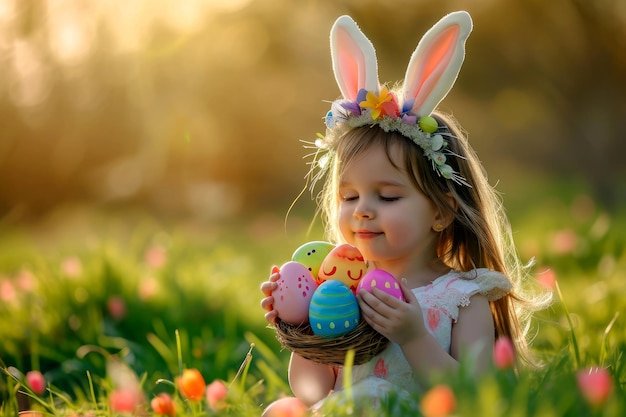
xmin=354 ymin=230 xmax=383 ymax=239
xmin=337 ymin=141 xmax=442 ymax=278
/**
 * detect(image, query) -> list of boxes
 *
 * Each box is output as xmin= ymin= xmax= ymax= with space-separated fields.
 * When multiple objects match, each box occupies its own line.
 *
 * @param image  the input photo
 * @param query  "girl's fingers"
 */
xmin=260 ymin=281 xmax=278 ymax=296
xmin=260 ymin=296 xmax=274 ymax=311
xmin=260 ymin=270 xmax=281 ymax=296
xmin=358 ymin=289 xmax=393 ymax=318
xmin=264 ymin=310 xmax=278 ymax=325
xmin=400 ymin=278 xmax=419 ymax=305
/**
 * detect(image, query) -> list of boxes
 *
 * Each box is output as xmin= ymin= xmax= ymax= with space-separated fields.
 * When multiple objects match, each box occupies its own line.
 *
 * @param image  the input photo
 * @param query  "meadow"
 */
xmin=0 ymin=182 xmax=624 ymax=416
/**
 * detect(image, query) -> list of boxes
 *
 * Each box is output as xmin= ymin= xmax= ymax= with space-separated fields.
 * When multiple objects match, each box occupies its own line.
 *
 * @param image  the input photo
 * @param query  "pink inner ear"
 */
xmin=335 ymin=28 xmax=366 ymax=101
xmin=409 ymin=25 xmax=460 ymax=111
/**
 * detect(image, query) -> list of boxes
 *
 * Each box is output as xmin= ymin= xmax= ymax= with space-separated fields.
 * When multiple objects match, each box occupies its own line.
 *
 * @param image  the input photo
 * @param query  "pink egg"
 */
xmin=356 ymin=269 xmax=405 ymax=302
xmin=273 ymin=261 xmax=318 ymax=325
xmin=318 ymin=244 xmax=366 ymax=293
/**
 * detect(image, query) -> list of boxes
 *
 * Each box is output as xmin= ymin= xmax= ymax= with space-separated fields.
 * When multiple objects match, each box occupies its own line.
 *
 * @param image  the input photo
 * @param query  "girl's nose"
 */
xmin=353 ymin=200 xmax=374 ymax=219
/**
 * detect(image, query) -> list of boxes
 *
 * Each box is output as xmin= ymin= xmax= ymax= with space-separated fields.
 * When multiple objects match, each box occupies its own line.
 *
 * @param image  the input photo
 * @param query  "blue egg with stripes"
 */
xmin=309 ymin=280 xmax=360 ymax=338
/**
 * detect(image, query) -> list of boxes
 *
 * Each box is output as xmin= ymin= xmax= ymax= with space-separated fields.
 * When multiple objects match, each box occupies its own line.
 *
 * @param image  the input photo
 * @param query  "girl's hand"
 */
xmin=357 ymin=278 xmax=427 ymax=346
xmin=260 ymin=266 xmax=281 ymax=324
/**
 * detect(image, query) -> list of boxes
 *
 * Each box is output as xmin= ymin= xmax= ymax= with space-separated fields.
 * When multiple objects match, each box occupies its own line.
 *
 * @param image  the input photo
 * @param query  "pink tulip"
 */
xmin=0 ymin=279 xmax=15 ymax=302
xmin=493 ymin=336 xmax=516 ymax=369
xmin=577 ymin=367 xmax=612 ymax=407
xmin=26 ymin=370 xmax=46 ymax=395
xmin=145 ymin=245 xmax=167 ymax=269
xmin=552 ymin=229 xmax=578 ymax=254
xmin=206 ymin=380 xmax=228 ymax=411
xmin=61 ymin=257 xmax=83 ymax=277
xmin=110 ymin=389 xmax=141 ymax=413
xmin=15 ymin=270 xmax=35 ymax=292
xmin=263 ymin=397 xmax=308 ymax=417
xmin=536 ymin=268 xmax=556 ymax=290
xmin=107 ymin=296 xmax=127 ymax=320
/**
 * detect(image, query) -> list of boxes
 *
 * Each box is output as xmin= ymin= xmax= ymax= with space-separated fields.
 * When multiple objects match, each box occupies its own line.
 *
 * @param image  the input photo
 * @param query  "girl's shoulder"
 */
xmin=421 ymin=268 xmax=512 ymax=302
xmin=413 ymin=269 xmax=512 ymax=322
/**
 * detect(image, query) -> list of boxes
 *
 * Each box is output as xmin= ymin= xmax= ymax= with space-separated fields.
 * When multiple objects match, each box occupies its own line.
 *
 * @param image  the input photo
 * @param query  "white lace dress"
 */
xmin=318 ymin=268 xmax=512 ymax=411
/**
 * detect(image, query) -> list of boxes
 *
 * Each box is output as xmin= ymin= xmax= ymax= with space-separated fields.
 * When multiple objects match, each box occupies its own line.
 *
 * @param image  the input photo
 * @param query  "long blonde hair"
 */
xmin=311 ymin=111 xmax=549 ymax=366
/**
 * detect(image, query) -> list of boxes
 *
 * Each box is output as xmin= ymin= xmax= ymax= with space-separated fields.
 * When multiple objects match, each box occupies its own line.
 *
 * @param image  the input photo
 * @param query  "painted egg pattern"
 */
xmin=291 ymin=241 xmax=335 ymax=278
xmin=317 ymin=244 xmax=366 ymax=293
xmin=273 ymin=261 xmax=317 ymax=325
xmin=309 ymin=280 xmax=360 ymax=338
xmin=356 ymin=269 xmax=405 ymax=302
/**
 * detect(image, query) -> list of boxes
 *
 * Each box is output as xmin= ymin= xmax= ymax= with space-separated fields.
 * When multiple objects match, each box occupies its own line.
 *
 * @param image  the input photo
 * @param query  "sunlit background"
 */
xmin=1 ymin=0 xmax=625 ymax=224
xmin=1 ymin=3 xmax=625 ymax=413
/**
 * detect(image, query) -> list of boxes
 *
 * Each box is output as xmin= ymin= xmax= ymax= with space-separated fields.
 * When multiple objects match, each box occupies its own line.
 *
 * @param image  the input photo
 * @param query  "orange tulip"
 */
xmin=151 ymin=393 xmax=176 ymax=416
xmin=177 ymin=369 xmax=206 ymax=401
xmin=421 ymin=385 xmax=456 ymax=417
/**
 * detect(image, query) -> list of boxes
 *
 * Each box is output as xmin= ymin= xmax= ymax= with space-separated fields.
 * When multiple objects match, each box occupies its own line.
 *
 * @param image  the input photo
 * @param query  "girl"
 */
xmin=261 ymin=12 xmax=547 ymax=414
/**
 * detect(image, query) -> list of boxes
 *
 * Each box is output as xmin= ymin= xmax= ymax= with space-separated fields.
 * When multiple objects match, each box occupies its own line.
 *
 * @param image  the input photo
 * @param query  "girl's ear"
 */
xmin=401 ymin=11 xmax=472 ymax=117
xmin=433 ymin=193 xmax=458 ymax=231
xmin=330 ymin=15 xmax=380 ymax=101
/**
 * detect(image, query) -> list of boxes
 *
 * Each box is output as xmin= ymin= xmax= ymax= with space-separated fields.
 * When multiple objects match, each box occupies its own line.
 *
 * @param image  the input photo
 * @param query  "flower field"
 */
xmin=0 ymin=186 xmax=624 ymax=416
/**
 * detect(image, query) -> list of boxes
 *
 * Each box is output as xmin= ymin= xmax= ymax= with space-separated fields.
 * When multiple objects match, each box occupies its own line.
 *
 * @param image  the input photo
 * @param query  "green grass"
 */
xmin=0 ymin=189 xmax=624 ymax=416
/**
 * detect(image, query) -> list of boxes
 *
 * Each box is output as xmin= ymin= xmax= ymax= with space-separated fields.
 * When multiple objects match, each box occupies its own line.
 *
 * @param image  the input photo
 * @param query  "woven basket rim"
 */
xmin=273 ymin=318 xmax=390 ymax=366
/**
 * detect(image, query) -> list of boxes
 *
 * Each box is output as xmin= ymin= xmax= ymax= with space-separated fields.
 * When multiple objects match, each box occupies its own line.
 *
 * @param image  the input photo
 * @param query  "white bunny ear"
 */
xmin=402 ymin=11 xmax=473 ymax=117
xmin=330 ymin=15 xmax=380 ymax=101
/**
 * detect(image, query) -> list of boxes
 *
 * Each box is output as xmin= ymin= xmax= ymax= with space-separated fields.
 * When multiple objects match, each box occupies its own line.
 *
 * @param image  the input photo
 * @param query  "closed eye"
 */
xmin=380 ymin=196 xmax=399 ymax=202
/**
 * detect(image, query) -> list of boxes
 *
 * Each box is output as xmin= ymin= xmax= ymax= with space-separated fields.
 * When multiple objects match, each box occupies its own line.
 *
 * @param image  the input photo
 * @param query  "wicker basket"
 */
xmin=273 ymin=318 xmax=390 ymax=366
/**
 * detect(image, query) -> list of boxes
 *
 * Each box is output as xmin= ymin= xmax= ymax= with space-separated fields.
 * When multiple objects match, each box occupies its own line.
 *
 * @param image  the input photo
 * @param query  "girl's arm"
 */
xmin=261 ymin=270 xmax=336 ymax=405
xmin=449 ymin=293 xmax=495 ymax=374
xmin=288 ymin=353 xmax=336 ymax=406
xmin=358 ymin=282 xmax=495 ymax=385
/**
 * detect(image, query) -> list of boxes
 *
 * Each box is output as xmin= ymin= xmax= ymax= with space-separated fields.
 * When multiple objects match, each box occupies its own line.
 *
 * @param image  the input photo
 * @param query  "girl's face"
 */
xmin=337 ymin=142 xmax=441 ymax=269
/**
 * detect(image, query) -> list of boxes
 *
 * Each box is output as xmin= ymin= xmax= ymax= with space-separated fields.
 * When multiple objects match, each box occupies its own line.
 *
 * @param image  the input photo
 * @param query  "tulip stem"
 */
xmin=175 ymin=329 xmax=183 ymax=377
xmin=555 ymin=281 xmax=580 ymax=368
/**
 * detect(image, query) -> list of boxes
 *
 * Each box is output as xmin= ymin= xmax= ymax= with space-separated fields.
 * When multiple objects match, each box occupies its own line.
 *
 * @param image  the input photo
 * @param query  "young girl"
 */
xmin=261 ymin=12 xmax=547 ymax=414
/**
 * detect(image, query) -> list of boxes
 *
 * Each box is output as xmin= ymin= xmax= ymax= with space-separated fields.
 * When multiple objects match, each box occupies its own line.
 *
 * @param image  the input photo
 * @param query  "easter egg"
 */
xmin=291 ymin=241 xmax=335 ymax=278
xmin=318 ymin=244 xmax=366 ymax=292
xmin=356 ymin=269 xmax=405 ymax=302
xmin=418 ymin=115 xmax=438 ymax=133
xmin=309 ymin=280 xmax=360 ymax=338
xmin=273 ymin=262 xmax=317 ymax=325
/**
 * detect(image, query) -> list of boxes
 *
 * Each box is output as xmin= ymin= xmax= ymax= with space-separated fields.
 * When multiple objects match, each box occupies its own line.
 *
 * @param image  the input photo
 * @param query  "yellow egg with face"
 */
xmin=317 ymin=244 xmax=366 ymax=293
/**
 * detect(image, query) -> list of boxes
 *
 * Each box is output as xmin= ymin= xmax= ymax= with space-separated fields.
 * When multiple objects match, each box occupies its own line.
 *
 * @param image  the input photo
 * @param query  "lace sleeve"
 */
xmin=456 ymin=268 xmax=512 ymax=301
xmin=420 ymin=269 xmax=513 ymax=323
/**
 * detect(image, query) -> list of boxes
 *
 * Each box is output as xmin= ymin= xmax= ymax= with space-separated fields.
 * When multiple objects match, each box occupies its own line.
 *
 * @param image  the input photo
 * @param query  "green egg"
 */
xmin=418 ymin=115 xmax=438 ymax=133
xmin=292 ymin=241 xmax=335 ymax=278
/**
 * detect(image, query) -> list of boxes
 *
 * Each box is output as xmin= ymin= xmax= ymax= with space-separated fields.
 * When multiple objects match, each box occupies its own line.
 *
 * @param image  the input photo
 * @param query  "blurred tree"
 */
xmin=480 ymin=0 xmax=626 ymax=209
xmin=0 ymin=0 xmax=624 ymax=220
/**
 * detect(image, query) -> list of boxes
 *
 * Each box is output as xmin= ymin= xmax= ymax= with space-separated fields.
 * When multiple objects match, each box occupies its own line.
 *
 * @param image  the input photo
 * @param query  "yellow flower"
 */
xmin=359 ymin=86 xmax=398 ymax=120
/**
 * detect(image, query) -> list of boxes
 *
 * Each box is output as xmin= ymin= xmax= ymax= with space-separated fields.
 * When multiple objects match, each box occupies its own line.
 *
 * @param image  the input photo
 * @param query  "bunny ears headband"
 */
xmin=317 ymin=11 xmax=473 ymax=185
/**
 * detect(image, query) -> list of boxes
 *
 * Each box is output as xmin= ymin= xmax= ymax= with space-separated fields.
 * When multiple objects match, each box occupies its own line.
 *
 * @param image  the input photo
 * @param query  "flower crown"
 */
xmin=315 ymin=12 xmax=473 ymax=186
